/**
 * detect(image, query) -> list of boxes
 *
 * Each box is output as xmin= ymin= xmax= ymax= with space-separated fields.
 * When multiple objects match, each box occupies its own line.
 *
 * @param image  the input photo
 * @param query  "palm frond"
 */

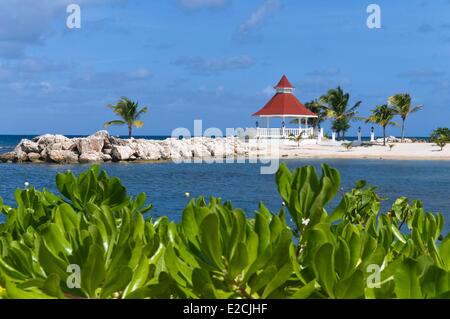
xmin=104 ymin=120 xmax=126 ymax=128
xmin=410 ymin=105 xmax=423 ymax=114
xmin=133 ymin=120 xmax=145 ymax=128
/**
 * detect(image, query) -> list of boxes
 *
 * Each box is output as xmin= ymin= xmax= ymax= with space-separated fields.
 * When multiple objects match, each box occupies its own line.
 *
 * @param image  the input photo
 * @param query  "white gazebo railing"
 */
xmin=255 ymin=127 xmax=315 ymax=138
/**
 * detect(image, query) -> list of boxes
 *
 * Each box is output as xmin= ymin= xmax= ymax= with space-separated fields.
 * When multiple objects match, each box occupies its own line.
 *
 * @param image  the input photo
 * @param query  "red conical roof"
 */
xmin=252 ymin=75 xmax=317 ymax=117
xmin=275 ymin=75 xmax=294 ymax=89
xmin=252 ymin=93 xmax=317 ymax=117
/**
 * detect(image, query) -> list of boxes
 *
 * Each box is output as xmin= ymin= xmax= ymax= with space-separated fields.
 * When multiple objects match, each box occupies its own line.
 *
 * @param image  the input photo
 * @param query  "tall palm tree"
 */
xmin=104 ymin=97 xmax=148 ymax=139
xmin=388 ymin=93 xmax=423 ymax=143
xmin=320 ymin=87 xmax=362 ymax=140
xmin=290 ymin=99 xmax=326 ymax=129
xmin=365 ymin=104 xmax=397 ymax=146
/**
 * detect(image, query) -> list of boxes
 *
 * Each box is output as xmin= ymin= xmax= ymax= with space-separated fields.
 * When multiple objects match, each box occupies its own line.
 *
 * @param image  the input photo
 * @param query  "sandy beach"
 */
xmin=254 ymin=141 xmax=450 ymax=161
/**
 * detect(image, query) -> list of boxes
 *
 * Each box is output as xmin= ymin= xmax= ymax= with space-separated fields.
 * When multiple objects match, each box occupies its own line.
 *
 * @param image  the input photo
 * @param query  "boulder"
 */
xmin=48 ymin=150 xmax=79 ymax=164
xmin=77 ymin=136 xmax=104 ymax=154
xmin=40 ymin=149 xmax=48 ymax=161
xmin=34 ymin=134 xmax=70 ymax=146
xmin=101 ymin=153 xmax=112 ymax=162
xmin=92 ymin=130 xmax=110 ymax=140
xmin=79 ymin=152 xmax=103 ymax=163
xmin=111 ymin=145 xmax=135 ymax=161
xmin=27 ymin=152 xmax=42 ymax=162
xmin=17 ymin=139 xmax=40 ymax=153
xmin=0 ymin=152 xmax=16 ymax=163
xmin=109 ymin=136 xmax=130 ymax=147
xmin=130 ymin=140 xmax=162 ymax=160
xmin=16 ymin=150 xmax=28 ymax=162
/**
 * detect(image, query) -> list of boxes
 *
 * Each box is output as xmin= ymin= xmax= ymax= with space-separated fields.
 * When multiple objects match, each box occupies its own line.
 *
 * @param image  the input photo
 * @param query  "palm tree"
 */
xmin=365 ymin=104 xmax=397 ymax=146
xmin=288 ymin=131 xmax=306 ymax=147
xmin=388 ymin=93 xmax=423 ymax=143
xmin=320 ymin=87 xmax=362 ymax=140
xmin=290 ymin=99 xmax=326 ymax=129
xmin=104 ymin=97 xmax=148 ymax=139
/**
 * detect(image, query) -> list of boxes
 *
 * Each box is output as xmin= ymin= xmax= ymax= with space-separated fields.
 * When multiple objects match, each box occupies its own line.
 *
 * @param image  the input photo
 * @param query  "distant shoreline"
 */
xmin=1 ymin=131 xmax=449 ymax=164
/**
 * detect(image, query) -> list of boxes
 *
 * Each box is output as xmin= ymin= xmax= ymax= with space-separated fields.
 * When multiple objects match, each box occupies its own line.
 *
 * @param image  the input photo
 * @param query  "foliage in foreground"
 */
xmin=0 ymin=164 xmax=449 ymax=299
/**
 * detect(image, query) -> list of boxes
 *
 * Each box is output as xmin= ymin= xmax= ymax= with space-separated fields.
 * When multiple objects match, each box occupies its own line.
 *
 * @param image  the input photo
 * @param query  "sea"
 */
xmin=0 ymin=135 xmax=449 ymax=232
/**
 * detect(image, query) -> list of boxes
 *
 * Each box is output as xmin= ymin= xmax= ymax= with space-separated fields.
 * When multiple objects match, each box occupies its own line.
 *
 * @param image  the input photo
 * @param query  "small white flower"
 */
xmin=24 ymin=182 xmax=30 ymax=188
xmin=184 ymin=192 xmax=190 ymax=198
xmin=301 ymin=218 xmax=310 ymax=226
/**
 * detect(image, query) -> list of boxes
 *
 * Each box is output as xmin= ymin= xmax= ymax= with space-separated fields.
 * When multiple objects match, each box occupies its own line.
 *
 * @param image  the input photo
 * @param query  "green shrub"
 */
xmin=430 ymin=127 xmax=450 ymax=151
xmin=0 ymin=164 xmax=449 ymax=299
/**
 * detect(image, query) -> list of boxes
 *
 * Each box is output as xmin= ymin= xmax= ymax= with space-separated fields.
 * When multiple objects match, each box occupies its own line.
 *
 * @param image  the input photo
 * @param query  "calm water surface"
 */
xmin=0 ymin=159 xmax=449 ymax=232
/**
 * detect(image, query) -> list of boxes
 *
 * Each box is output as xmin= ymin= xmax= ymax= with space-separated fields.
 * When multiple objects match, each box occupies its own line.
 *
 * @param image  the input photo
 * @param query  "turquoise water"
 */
xmin=1 ymin=135 xmax=448 ymax=232
xmin=0 ymin=159 xmax=449 ymax=232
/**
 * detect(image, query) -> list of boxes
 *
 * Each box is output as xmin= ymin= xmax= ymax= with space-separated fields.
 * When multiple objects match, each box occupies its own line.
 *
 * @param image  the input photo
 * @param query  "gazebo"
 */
xmin=252 ymin=75 xmax=318 ymax=138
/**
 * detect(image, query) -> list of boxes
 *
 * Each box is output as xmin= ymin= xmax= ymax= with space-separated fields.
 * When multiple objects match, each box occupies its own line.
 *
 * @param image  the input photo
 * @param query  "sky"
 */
xmin=1 ymin=0 xmax=450 ymax=137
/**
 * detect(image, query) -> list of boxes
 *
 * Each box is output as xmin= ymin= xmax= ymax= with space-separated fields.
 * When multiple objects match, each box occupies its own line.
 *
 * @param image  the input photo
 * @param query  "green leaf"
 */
xmin=5 ymin=280 xmax=54 ymax=299
xmin=81 ymin=244 xmax=106 ymax=298
xmin=101 ymin=266 xmax=133 ymax=299
xmin=275 ymin=163 xmax=292 ymax=204
xmin=290 ymin=280 xmax=318 ymax=299
xmin=334 ymin=270 xmax=364 ymax=299
xmin=229 ymin=242 xmax=248 ymax=279
xmin=313 ymin=243 xmax=336 ymax=298
xmin=394 ymin=258 xmax=423 ymax=299
xmin=262 ymin=262 xmax=293 ymax=298
xmin=199 ymin=214 xmax=223 ymax=269
xmin=42 ymin=274 xmax=66 ymax=299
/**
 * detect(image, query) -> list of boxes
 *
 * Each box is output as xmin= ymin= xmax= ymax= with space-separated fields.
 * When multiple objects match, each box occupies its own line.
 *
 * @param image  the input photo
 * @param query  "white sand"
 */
xmin=250 ymin=141 xmax=450 ymax=161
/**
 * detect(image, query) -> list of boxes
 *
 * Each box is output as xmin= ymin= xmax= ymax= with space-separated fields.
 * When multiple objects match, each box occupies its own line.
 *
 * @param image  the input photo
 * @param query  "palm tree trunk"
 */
xmin=383 ymin=126 xmax=386 ymax=146
xmin=401 ymin=119 xmax=406 ymax=143
xmin=128 ymin=125 xmax=132 ymax=139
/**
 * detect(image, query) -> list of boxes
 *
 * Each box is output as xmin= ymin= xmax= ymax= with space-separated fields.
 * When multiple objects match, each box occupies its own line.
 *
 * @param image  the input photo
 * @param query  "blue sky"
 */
xmin=1 ymin=0 xmax=450 ymax=137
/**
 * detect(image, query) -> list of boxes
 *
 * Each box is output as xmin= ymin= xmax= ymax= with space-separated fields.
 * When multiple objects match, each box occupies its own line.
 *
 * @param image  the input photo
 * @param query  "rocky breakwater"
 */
xmin=0 ymin=131 xmax=255 ymax=164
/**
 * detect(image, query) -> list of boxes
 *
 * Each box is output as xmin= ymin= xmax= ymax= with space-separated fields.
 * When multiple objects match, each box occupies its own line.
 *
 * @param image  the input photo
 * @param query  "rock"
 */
xmin=27 ymin=152 xmax=42 ymax=162
xmin=111 ymin=145 xmax=135 ymax=161
xmin=92 ymin=130 xmax=110 ymax=140
xmin=101 ymin=153 xmax=112 ymax=162
xmin=79 ymin=152 xmax=103 ymax=163
xmin=0 ymin=152 xmax=16 ymax=163
xmin=78 ymin=136 xmax=104 ymax=154
xmin=130 ymin=140 xmax=162 ymax=160
xmin=40 ymin=149 xmax=48 ymax=161
xmin=48 ymin=150 xmax=79 ymax=164
xmin=16 ymin=150 xmax=28 ymax=162
xmin=3 ymin=132 xmax=255 ymax=164
xmin=35 ymin=134 xmax=70 ymax=146
xmin=110 ymin=136 xmax=130 ymax=147
xmin=17 ymin=139 xmax=40 ymax=153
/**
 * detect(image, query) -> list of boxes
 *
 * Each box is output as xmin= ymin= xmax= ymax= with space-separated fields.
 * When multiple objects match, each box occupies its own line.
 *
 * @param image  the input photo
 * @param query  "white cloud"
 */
xmin=238 ymin=0 xmax=281 ymax=38
xmin=260 ymin=85 xmax=274 ymax=97
xmin=0 ymin=0 xmax=125 ymax=58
